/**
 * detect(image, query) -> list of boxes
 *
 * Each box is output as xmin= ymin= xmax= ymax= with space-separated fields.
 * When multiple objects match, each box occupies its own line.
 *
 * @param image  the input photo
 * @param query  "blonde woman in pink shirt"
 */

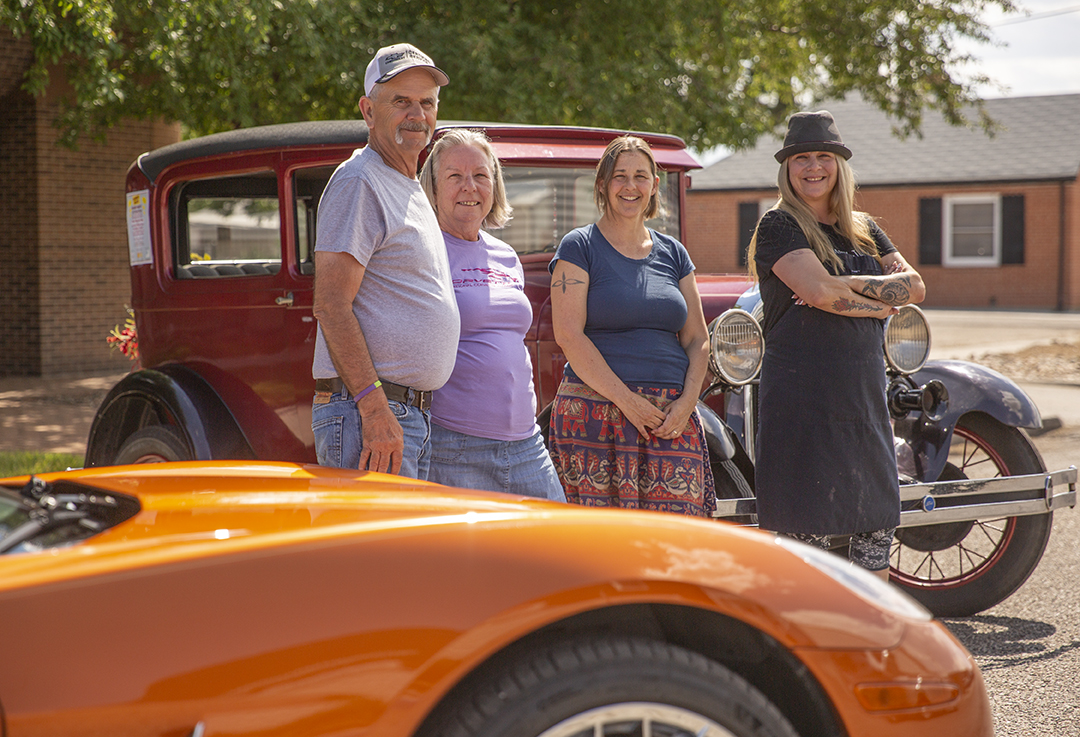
xmin=419 ymin=129 xmax=564 ymax=500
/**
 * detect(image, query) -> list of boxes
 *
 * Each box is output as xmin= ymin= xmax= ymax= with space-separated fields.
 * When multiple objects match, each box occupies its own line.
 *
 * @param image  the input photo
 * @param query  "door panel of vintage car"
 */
xmin=138 ymin=155 xmax=314 ymax=461
xmin=280 ymin=161 xmax=341 ymax=459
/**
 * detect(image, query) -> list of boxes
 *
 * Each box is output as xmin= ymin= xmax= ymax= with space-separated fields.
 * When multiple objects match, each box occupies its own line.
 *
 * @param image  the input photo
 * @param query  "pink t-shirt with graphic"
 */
xmin=430 ymin=231 xmax=540 ymax=441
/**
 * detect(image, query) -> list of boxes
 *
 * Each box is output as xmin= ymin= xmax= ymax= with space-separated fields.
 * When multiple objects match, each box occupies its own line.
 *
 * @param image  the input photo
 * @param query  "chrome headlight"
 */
xmin=708 ymin=309 xmax=763 ymax=385
xmin=884 ymin=304 xmax=931 ymax=374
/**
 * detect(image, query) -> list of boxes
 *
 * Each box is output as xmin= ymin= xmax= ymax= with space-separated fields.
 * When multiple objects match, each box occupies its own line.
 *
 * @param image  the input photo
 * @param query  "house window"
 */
xmin=920 ymin=194 xmax=1025 ymax=268
xmin=736 ymin=198 xmax=779 ymax=267
xmin=943 ymin=194 xmax=1000 ymax=267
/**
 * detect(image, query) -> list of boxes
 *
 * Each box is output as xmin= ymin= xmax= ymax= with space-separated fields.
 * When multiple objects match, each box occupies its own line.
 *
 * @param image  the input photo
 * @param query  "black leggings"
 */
xmin=787 ymin=528 xmax=895 ymax=572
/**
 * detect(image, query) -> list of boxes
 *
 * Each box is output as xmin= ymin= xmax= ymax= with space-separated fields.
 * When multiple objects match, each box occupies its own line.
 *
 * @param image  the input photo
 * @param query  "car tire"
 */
xmin=416 ymin=635 xmax=798 ymax=737
xmin=114 ymin=425 xmax=191 ymax=465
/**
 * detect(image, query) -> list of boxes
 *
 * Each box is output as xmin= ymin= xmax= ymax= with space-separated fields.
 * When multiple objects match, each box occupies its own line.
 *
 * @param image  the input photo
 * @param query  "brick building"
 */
xmin=1 ymin=30 xmax=179 ymax=376
xmin=685 ymin=94 xmax=1080 ymax=310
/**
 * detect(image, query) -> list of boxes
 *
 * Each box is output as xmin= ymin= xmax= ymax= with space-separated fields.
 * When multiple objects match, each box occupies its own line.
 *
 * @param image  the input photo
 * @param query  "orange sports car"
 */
xmin=0 ymin=462 xmax=992 ymax=737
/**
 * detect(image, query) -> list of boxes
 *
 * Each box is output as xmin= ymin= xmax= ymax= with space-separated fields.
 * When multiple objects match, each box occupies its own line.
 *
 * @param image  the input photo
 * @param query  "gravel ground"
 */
xmin=941 ymin=410 xmax=1080 ymax=737
xmin=967 ymin=340 xmax=1080 ymax=385
xmin=917 ymin=340 xmax=1080 ymax=736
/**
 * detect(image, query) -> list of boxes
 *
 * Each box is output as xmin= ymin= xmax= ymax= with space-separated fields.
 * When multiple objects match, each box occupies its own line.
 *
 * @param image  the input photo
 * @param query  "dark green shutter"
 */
xmin=918 ymin=198 xmax=942 ymax=265
xmin=1001 ymin=195 xmax=1025 ymax=265
xmin=738 ymin=202 xmax=759 ymax=267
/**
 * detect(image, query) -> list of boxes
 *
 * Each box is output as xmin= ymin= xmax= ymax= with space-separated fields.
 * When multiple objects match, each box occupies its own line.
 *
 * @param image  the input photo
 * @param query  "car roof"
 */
xmin=135 ymin=120 xmax=696 ymax=183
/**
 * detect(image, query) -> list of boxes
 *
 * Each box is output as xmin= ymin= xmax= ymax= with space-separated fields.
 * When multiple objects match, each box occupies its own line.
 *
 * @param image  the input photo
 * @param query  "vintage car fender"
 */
xmin=894 ymin=359 xmax=1042 ymax=483
xmin=85 ymin=365 xmax=255 ymax=466
xmin=697 ymin=400 xmax=741 ymax=462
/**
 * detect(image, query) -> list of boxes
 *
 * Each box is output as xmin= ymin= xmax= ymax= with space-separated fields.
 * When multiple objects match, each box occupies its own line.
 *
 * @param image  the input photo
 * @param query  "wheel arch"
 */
xmin=85 ymin=366 xmax=256 ymax=466
xmin=414 ymin=603 xmax=844 ymax=737
xmin=896 ymin=360 xmax=1043 ymax=483
xmin=911 ymin=360 xmax=1042 ymax=429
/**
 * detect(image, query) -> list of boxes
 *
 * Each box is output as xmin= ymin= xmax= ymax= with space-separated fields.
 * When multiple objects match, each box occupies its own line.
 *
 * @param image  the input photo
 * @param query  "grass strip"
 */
xmin=0 ymin=452 xmax=85 ymax=478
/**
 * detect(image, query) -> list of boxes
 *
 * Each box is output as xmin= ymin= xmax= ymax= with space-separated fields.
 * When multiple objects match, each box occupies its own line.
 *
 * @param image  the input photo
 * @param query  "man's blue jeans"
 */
xmin=312 ymin=391 xmax=432 ymax=479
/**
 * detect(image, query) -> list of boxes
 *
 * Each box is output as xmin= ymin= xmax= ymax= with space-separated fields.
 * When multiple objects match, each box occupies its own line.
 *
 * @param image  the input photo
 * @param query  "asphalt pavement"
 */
xmin=921 ymin=309 xmax=1080 ymax=736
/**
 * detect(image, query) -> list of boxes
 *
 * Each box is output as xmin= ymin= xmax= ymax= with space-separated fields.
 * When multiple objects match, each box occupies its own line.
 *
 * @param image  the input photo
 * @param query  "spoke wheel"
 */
xmin=890 ymin=413 xmax=1053 ymax=616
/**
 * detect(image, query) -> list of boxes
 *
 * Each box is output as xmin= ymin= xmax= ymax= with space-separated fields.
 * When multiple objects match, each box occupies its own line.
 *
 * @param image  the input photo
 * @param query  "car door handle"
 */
xmin=275 ymin=292 xmax=294 ymax=307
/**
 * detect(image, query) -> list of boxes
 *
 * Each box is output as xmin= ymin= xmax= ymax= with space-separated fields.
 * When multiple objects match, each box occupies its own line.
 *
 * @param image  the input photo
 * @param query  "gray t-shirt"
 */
xmin=312 ymin=146 xmax=460 ymax=391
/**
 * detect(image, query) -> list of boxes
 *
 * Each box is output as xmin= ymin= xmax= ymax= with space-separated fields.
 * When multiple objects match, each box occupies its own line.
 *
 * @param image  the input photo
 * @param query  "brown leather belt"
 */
xmin=315 ymin=377 xmax=432 ymax=411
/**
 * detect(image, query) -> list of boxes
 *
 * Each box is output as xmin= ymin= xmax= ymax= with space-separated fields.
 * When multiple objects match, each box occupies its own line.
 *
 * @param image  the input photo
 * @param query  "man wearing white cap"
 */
xmin=311 ymin=43 xmax=460 ymax=479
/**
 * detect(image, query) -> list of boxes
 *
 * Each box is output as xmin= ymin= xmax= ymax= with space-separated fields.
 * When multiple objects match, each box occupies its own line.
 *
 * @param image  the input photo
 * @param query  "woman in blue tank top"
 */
xmin=548 ymin=136 xmax=715 ymax=517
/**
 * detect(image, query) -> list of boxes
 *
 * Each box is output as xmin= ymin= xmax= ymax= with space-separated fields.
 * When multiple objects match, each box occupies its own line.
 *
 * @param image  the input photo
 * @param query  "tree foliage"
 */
xmin=1 ymin=0 xmax=1013 ymax=149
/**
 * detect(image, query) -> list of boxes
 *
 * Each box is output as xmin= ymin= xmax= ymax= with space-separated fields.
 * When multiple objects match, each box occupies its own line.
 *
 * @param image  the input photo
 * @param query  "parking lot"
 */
xmin=1 ymin=307 xmax=1078 ymax=734
xmin=920 ymin=310 xmax=1080 ymax=736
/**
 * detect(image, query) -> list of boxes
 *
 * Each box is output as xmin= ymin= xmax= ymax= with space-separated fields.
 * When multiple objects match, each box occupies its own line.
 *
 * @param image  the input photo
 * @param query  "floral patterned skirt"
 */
xmin=549 ymin=377 xmax=716 ymax=518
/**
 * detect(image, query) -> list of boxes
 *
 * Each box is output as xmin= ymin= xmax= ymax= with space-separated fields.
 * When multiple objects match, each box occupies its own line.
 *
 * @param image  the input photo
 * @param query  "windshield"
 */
xmin=0 ymin=491 xmax=31 ymax=540
xmin=0 ymin=480 xmax=140 ymax=555
xmin=493 ymin=166 xmax=682 ymax=255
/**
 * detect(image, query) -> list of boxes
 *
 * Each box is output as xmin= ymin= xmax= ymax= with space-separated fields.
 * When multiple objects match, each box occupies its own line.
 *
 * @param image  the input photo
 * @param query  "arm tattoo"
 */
xmin=552 ymin=273 xmax=585 ymax=293
xmin=856 ymin=275 xmax=912 ymax=306
xmin=831 ymin=297 xmax=880 ymax=314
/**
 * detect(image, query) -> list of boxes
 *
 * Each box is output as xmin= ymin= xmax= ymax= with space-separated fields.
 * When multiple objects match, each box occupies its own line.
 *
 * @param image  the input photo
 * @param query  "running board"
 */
xmin=713 ymin=466 xmax=1077 ymax=527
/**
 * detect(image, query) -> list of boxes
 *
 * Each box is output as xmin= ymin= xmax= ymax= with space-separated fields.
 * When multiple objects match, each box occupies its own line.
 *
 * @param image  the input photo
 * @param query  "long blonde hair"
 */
xmin=747 ymin=156 xmax=877 ymax=280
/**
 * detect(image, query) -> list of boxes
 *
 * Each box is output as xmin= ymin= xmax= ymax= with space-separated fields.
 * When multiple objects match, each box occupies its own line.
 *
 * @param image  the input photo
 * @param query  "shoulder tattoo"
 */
xmin=552 ymin=273 xmax=585 ymax=293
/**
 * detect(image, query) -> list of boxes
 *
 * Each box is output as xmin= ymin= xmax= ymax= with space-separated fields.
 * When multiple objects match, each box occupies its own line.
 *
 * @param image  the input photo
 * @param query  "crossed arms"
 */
xmin=772 ymin=249 xmax=925 ymax=318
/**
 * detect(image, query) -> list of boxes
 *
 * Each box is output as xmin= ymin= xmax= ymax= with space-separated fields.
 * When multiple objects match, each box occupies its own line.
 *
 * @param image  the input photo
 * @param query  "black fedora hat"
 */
xmin=774 ymin=110 xmax=852 ymax=163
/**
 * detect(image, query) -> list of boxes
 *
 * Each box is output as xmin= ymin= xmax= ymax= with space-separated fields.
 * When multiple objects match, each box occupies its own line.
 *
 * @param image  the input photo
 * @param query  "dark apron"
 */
xmin=754 ymin=250 xmax=901 ymax=535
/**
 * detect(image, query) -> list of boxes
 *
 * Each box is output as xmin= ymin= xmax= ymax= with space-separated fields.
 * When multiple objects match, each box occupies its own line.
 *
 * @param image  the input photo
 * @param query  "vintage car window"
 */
xmin=292 ymin=166 xmax=335 ymax=276
xmin=171 ymin=171 xmax=282 ymax=278
xmin=493 ymin=167 xmax=682 ymax=255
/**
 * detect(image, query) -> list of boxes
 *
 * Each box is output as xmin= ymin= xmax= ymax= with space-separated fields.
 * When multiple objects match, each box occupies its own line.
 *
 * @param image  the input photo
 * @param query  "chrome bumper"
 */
xmin=713 ymin=466 xmax=1077 ymax=526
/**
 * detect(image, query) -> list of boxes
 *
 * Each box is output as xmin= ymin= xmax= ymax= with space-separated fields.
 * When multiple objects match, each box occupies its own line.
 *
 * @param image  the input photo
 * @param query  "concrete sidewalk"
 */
xmin=924 ymin=308 xmax=1080 ymax=361
xmin=0 ymin=372 xmax=126 ymax=455
xmin=922 ymin=309 xmax=1080 ymax=429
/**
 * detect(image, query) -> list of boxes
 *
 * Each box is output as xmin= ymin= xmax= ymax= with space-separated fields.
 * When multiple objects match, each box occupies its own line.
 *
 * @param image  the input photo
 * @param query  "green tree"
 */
xmin=1 ymin=0 xmax=1011 ymax=149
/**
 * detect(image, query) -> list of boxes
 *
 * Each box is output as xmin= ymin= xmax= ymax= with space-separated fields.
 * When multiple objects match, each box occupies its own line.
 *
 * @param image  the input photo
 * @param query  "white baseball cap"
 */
xmin=364 ymin=43 xmax=449 ymax=96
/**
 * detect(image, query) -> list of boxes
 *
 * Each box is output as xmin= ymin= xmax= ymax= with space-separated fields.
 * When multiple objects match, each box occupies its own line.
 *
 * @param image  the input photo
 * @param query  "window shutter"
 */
xmin=1001 ymin=195 xmax=1025 ymax=265
xmin=737 ymin=202 xmax=759 ymax=267
xmin=919 ymin=198 xmax=942 ymax=265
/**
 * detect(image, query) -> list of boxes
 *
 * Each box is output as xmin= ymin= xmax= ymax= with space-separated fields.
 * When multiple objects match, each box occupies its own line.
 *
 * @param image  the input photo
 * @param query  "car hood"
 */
xmin=0 ymin=462 xmax=918 ymax=651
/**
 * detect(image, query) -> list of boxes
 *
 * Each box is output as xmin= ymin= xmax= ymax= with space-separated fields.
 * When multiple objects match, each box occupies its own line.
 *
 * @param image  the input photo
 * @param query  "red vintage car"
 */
xmin=87 ymin=120 xmax=748 ymax=467
xmin=87 ymin=120 xmax=1076 ymax=619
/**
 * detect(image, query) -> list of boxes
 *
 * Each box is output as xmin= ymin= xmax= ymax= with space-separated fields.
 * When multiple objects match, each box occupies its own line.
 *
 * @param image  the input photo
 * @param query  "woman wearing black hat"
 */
xmin=747 ymin=111 xmax=925 ymax=580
